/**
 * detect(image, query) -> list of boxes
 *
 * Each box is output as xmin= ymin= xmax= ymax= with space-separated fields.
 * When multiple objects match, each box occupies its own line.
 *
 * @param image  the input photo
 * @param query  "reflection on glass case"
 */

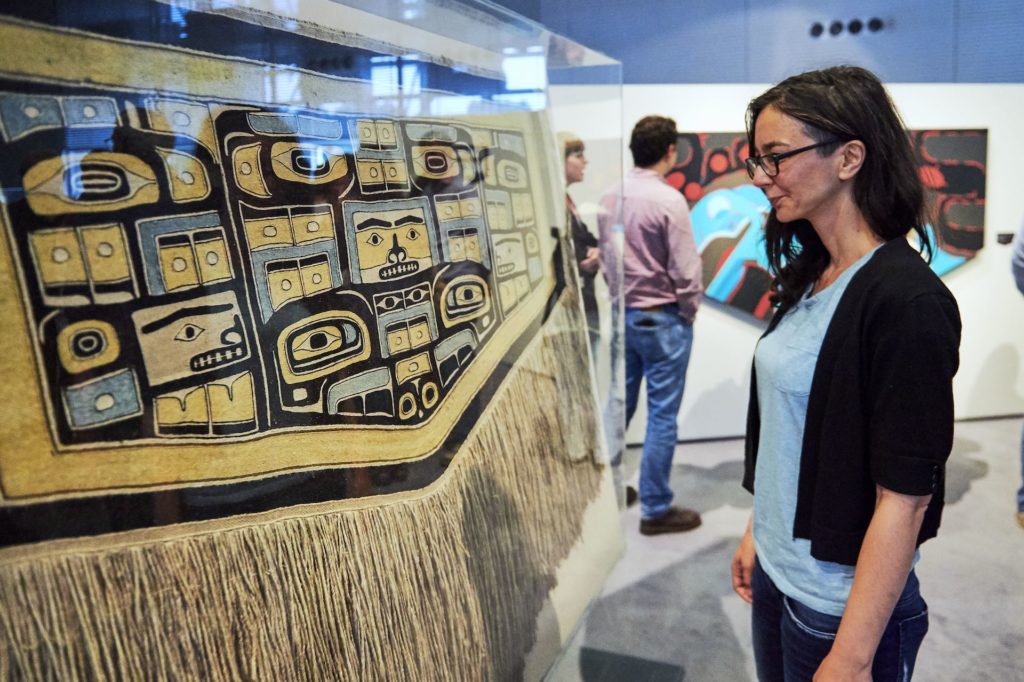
xmin=0 ymin=2 xmax=623 ymax=680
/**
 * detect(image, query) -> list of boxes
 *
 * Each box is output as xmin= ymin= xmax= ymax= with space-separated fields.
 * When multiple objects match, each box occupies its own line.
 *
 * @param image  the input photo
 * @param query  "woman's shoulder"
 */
xmin=862 ymin=238 xmax=956 ymax=300
xmin=845 ymin=239 xmax=961 ymax=334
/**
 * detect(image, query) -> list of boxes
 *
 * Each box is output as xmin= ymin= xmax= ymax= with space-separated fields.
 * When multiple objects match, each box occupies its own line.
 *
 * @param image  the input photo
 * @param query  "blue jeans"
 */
xmin=751 ymin=559 xmax=929 ymax=682
xmin=623 ymin=306 xmax=693 ymax=520
xmin=1018 ymin=422 xmax=1024 ymax=512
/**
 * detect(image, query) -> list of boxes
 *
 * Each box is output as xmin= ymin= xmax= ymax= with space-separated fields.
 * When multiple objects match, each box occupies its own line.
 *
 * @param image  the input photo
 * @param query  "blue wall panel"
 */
xmin=539 ymin=0 xmax=749 ymax=83
xmin=746 ymin=0 xmax=956 ymax=83
xmin=957 ymin=1 xmax=1024 ymax=82
xmin=490 ymin=0 xmax=1024 ymax=83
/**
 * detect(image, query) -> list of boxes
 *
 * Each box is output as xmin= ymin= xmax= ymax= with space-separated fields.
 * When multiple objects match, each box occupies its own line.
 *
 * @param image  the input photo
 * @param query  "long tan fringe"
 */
xmin=0 ymin=296 xmax=604 ymax=681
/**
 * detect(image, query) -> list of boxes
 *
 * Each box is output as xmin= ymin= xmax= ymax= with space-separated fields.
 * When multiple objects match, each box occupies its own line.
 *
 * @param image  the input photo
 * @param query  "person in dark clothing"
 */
xmin=559 ymin=132 xmax=601 ymax=357
xmin=729 ymin=66 xmax=961 ymax=682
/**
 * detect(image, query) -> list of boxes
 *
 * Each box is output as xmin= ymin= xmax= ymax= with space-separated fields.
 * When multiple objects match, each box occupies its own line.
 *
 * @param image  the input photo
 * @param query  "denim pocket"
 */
xmin=874 ymin=604 xmax=928 ymax=681
xmin=897 ymin=606 xmax=928 ymax=632
xmin=895 ymin=609 xmax=928 ymax=682
xmin=629 ymin=310 xmax=673 ymax=330
xmin=782 ymin=595 xmax=840 ymax=641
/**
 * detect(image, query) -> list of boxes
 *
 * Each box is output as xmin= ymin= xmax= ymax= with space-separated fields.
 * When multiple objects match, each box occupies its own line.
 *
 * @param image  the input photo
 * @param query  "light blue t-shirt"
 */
xmin=752 ymin=246 xmax=879 ymax=616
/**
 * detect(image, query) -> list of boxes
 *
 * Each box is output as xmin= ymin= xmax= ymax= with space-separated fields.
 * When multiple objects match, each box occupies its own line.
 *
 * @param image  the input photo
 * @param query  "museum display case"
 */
xmin=0 ymin=2 xmax=624 ymax=679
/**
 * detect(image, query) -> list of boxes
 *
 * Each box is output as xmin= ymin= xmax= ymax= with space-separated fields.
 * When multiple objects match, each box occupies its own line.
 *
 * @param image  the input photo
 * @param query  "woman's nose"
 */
xmin=750 ymin=165 xmax=772 ymax=188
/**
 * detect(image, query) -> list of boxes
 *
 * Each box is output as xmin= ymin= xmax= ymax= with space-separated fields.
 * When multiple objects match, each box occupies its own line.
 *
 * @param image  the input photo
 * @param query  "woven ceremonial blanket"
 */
xmin=0 ymin=16 xmax=607 ymax=680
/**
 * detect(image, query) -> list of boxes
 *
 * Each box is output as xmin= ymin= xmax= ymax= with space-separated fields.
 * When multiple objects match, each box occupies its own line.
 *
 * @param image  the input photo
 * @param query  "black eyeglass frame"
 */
xmin=745 ymin=139 xmax=840 ymax=179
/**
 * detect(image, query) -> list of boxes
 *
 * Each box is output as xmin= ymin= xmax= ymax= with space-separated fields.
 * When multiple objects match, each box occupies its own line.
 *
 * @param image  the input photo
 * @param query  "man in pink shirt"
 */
xmin=599 ymin=115 xmax=704 ymax=534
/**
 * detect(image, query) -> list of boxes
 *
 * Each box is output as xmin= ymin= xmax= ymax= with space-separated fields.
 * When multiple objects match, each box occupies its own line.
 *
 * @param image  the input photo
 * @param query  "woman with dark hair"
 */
xmin=729 ymin=66 xmax=961 ymax=681
xmin=558 ymin=132 xmax=601 ymax=356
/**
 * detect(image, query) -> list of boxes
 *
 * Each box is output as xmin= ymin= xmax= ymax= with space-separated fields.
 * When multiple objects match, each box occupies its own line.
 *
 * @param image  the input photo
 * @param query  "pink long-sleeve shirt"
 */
xmin=598 ymin=167 xmax=703 ymax=324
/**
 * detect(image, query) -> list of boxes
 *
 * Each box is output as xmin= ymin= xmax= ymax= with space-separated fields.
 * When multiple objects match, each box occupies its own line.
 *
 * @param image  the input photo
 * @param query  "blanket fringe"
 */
xmin=0 ymin=300 xmax=603 ymax=681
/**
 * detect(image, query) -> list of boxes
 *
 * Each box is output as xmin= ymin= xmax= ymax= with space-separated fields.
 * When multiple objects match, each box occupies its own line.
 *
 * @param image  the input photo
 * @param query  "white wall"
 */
xmin=551 ymin=83 xmax=1024 ymax=442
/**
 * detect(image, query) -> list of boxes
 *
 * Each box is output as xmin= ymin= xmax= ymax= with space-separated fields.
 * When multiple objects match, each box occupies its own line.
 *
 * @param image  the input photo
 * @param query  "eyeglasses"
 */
xmin=745 ymin=140 xmax=838 ymax=179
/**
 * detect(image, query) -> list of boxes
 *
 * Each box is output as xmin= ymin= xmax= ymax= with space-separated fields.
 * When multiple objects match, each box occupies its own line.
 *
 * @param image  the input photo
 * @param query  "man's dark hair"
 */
xmin=746 ymin=65 xmax=931 ymax=309
xmin=629 ymin=115 xmax=677 ymax=167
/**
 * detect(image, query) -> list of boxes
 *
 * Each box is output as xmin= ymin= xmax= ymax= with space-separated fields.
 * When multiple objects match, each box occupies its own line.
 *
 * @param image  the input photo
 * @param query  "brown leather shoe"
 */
xmin=639 ymin=507 xmax=702 ymax=535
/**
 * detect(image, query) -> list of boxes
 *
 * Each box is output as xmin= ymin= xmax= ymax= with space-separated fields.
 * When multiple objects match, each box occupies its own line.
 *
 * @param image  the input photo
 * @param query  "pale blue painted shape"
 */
xmin=137 ymin=212 xmax=223 ymax=295
xmin=63 ymin=368 xmax=142 ymax=430
xmin=247 ymin=112 xmax=298 ymax=135
xmin=251 ymin=239 xmax=345 ymax=323
xmin=62 ymin=97 xmax=119 ymax=127
xmin=691 ymin=186 xmax=771 ymax=303
xmin=924 ymin=224 xmax=967 ymax=277
xmin=0 ymin=93 xmax=62 ymax=141
xmin=297 ymin=115 xmax=343 ymax=139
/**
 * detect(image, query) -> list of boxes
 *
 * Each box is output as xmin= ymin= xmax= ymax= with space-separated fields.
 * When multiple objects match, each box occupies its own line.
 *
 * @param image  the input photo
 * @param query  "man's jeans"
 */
xmin=751 ymin=559 xmax=929 ymax=682
xmin=623 ymin=306 xmax=693 ymax=520
xmin=1018 ymin=423 xmax=1024 ymax=512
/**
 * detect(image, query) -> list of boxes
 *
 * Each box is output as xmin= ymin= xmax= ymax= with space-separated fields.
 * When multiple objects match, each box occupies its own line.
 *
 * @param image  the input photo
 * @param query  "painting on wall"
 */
xmin=0 ymin=11 xmax=614 ymax=680
xmin=667 ymin=129 xmax=987 ymax=320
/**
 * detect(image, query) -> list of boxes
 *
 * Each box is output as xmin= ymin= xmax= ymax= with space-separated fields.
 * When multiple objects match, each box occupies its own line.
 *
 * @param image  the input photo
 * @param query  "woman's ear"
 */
xmin=837 ymin=140 xmax=866 ymax=180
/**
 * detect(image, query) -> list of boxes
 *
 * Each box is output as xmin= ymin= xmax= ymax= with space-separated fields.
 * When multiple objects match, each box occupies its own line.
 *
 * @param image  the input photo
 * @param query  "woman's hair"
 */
xmin=745 ymin=65 xmax=931 ymax=309
xmin=557 ymin=131 xmax=584 ymax=159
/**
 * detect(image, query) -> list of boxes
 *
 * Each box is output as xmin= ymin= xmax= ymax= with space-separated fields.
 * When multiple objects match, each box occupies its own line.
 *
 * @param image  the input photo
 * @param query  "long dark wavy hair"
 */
xmin=746 ymin=65 xmax=932 ymax=309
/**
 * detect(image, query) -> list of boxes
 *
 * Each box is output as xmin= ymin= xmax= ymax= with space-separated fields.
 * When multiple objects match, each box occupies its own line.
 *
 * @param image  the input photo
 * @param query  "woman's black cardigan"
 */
xmin=743 ymin=238 xmax=962 ymax=566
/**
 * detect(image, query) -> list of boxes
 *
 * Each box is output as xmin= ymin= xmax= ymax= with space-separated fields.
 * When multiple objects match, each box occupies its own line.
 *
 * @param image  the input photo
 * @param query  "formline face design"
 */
xmin=0 ymin=75 xmax=553 ymax=514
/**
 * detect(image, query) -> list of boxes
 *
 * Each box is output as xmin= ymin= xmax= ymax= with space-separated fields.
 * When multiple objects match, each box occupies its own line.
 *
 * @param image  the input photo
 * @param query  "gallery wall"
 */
xmin=551 ymin=83 xmax=1024 ymax=441
xmin=499 ymin=0 xmax=1024 ymax=84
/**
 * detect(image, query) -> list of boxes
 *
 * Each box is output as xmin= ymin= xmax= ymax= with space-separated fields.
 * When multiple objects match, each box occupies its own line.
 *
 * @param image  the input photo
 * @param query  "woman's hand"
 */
xmin=813 ymin=652 xmax=871 ymax=681
xmin=731 ymin=516 xmax=755 ymax=604
xmin=580 ymin=247 xmax=600 ymax=273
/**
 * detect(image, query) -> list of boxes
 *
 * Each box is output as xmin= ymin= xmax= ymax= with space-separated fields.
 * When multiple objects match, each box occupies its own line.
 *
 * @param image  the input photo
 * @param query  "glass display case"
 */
xmin=0 ymin=1 xmax=623 ymax=679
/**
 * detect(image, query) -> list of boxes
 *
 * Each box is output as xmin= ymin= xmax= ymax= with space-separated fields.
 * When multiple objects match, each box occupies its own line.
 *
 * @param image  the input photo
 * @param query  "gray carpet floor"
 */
xmin=545 ymin=417 xmax=1024 ymax=682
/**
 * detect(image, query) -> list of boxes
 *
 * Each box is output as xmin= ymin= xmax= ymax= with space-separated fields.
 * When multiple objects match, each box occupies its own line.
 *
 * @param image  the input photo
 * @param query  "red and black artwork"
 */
xmin=913 ymin=129 xmax=986 ymax=259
